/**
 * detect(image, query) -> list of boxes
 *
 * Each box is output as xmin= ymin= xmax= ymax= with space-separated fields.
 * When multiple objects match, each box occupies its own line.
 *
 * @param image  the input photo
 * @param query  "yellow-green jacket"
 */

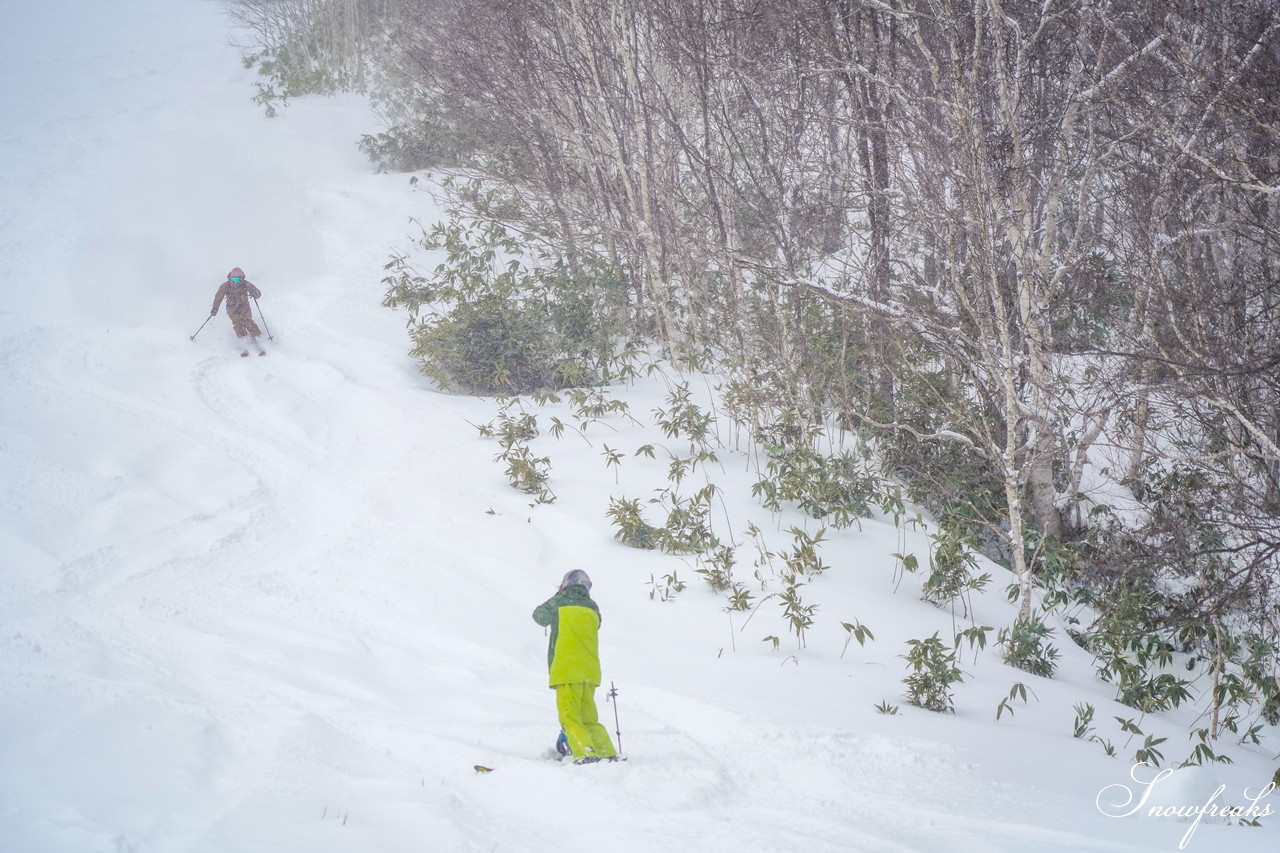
xmin=532 ymin=585 xmax=602 ymax=687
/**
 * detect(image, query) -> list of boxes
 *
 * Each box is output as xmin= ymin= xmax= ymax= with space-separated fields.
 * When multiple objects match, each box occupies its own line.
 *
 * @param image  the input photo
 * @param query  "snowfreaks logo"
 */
xmin=1096 ymin=763 xmax=1276 ymax=849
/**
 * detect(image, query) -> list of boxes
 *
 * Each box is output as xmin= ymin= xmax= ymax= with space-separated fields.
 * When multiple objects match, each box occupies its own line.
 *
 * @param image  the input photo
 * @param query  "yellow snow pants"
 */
xmin=555 ymin=682 xmax=617 ymax=759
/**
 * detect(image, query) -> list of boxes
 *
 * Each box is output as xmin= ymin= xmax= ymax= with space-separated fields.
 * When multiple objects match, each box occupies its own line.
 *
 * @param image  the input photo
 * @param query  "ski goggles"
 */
xmin=230 ymin=276 xmax=244 ymax=283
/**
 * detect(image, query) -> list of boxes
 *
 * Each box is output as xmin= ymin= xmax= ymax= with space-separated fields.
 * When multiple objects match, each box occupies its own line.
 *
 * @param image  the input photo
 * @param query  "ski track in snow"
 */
xmin=2 ymin=2 xmax=1278 ymax=852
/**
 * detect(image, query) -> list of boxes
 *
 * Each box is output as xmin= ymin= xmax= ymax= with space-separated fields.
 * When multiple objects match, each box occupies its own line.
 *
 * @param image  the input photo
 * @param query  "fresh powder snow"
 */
xmin=1 ymin=1 xmax=1277 ymax=852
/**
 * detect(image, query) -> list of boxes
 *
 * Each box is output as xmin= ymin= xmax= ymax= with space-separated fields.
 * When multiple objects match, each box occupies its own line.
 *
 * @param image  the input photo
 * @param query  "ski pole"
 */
xmin=190 ymin=314 xmax=214 ymax=341
xmin=607 ymin=681 xmax=622 ymax=755
xmin=253 ymin=296 xmax=275 ymax=342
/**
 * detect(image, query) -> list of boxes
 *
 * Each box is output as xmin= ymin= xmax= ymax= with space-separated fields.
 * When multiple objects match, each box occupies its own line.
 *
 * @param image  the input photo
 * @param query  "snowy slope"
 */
xmin=2 ymin=2 xmax=1277 ymax=852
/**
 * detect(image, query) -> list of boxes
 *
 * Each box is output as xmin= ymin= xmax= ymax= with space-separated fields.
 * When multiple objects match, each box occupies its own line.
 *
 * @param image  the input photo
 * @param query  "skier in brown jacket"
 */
xmin=211 ymin=267 xmax=265 ymax=356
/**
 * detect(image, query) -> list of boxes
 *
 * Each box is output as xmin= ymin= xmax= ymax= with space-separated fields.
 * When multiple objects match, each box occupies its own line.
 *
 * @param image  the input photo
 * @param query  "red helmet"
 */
xmin=228 ymin=267 xmax=246 ymax=279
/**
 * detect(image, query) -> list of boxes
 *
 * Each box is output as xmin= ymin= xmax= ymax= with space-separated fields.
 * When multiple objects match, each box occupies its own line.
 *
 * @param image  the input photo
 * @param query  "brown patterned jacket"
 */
xmin=211 ymin=279 xmax=263 ymax=337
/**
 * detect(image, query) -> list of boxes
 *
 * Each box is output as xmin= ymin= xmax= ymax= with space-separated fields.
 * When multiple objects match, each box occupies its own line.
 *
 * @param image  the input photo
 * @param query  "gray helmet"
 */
xmin=560 ymin=569 xmax=592 ymax=591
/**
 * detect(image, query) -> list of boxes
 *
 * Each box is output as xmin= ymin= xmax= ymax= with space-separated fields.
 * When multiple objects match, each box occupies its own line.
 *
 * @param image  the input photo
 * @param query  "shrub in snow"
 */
xmin=475 ymin=400 xmax=555 ymax=502
xmin=999 ymin=612 xmax=1061 ymax=678
xmin=383 ymin=206 xmax=627 ymax=395
xmin=921 ymin=524 xmax=991 ymax=612
xmin=606 ymin=489 xmax=718 ymax=555
xmin=607 ymin=496 xmax=662 ymax=550
xmin=903 ymin=632 xmax=965 ymax=713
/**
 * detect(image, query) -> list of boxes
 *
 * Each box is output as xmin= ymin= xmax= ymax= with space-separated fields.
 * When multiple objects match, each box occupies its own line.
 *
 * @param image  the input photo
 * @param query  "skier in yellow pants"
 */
xmin=533 ymin=570 xmax=618 ymax=763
